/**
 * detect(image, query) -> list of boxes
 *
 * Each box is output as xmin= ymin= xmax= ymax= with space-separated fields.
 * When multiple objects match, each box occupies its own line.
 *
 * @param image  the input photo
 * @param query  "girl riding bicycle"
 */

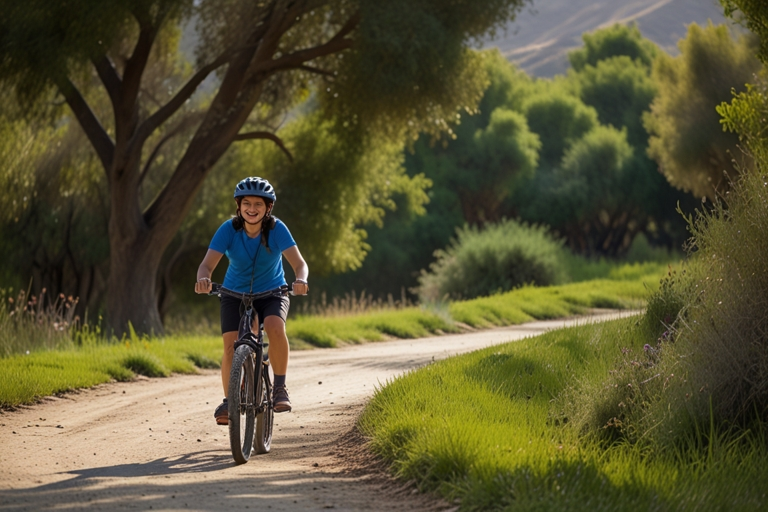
xmin=194 ymin=177 xmax=308 ymax=425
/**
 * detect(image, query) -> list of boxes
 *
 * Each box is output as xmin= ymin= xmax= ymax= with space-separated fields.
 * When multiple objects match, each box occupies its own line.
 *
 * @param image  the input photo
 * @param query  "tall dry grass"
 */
xmin=292 ymin=288 xmax=414 ymax=317
xmin=0 ymin=287 xmax=81 ymax=357
xmin=647 ymin=171 xmax=768 ymax=437
xmin=566 ymin=170 xmax=768 ymax=448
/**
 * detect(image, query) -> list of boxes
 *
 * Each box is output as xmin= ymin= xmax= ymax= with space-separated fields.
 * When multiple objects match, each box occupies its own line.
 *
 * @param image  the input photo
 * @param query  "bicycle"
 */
xmin=208 ymin=283 xmax=290 ymax=464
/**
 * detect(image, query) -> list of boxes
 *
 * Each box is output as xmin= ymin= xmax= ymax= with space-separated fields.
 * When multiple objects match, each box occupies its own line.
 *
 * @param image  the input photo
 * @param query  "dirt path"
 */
xmin=0 ymin=310 xmax=636 ymax=511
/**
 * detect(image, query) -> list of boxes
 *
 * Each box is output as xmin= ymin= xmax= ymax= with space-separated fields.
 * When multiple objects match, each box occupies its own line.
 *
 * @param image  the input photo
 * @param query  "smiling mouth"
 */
xmin=242 ymin=211 xmax=261 ymax=224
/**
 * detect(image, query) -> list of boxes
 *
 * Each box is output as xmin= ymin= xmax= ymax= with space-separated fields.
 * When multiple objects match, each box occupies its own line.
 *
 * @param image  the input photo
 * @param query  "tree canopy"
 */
xmin=568 ymin=23 xmax=658 ymax=73
xmin=644 ymin=22 xmax=762 ymax=199
xmin=721 ymin=0 xmax=768 ymax=64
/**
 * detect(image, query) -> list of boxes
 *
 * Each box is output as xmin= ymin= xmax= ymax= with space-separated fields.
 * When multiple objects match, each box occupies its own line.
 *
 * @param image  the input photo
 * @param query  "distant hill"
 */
xmin=486 ymin=0 xmax=735 ymax=77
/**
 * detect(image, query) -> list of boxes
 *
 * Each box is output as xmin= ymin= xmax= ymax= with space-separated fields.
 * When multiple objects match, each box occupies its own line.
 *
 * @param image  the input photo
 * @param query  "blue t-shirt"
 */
xmin=209 ymin=218 xmax=297 ymax=293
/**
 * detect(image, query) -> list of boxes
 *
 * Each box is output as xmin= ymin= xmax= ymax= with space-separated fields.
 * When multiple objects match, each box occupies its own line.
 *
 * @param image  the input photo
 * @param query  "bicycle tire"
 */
xmin=228 ymin=345 xmax=256 ymax=464
xmin=253 ymin=361 xmax=274 ymax=454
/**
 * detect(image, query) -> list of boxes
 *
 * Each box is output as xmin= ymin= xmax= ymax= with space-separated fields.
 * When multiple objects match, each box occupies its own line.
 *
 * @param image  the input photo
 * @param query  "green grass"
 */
xmin=358 ymin=317 xmax=768 ymax=510
xmin=286 ymin=307 xmax=461 ymax=347
xmin=0 ymin=336 xmax=221 ymax=408
xmin=286 ymin=262 xmax=667 ymax=346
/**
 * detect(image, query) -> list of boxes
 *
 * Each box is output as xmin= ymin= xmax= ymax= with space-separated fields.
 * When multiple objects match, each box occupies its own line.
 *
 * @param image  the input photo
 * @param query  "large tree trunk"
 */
xmin=106 ymin=233 xmax=165 ymax=336
xmin=105 ymin=159 xmax=168 ymax=335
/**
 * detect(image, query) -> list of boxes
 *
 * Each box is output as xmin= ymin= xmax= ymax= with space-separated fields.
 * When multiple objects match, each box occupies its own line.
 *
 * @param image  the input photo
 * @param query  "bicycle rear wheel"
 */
xmin=253 ymin=361 xmax=274 ymax=454
xmin=228 ymin=345 xmax=255 ymax=464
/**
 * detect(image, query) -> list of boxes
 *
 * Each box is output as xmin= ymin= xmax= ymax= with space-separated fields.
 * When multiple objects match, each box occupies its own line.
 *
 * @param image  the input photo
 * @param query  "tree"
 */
xmin=521 ymin=126 xmax=640 ymax=256
xmin=644 ymin=22 xmax=762 ymax=199
xmin=573 ymin=56 xmax=656 ymax=147
xmin=721 ymin=0 xmax=768 ymax=63
xmin=521 ymin=92 xmax=598 ymax=168
xmin=569 ymin=23 xmax=659 ymax=73
xmin=717 ymin=1 xmax=768 ymax=163
xmin=0 ymin=0 xmax=531 ymax=335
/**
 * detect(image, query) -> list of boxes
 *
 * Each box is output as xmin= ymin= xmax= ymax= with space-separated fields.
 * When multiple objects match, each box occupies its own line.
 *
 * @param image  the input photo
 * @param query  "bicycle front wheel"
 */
xmin=228 ymin=345 xmax=256 ymax=464
xmin=253 ymin=361 xmax=274 ymax=454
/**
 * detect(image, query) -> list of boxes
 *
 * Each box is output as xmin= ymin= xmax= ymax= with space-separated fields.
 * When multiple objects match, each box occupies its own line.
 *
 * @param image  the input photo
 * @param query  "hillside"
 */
xmin=487 ymin=0 xmax=734 ymax=77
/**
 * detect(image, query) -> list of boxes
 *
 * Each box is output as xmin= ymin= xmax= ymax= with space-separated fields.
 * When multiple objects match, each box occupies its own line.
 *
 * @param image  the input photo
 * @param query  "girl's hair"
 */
xmin=232 ymin=197 xmax=275 ymax=251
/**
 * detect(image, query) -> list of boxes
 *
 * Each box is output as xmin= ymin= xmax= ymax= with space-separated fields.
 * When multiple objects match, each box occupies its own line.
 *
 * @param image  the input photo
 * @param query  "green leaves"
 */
xmin=573 ymin=56 xmax=656 ymax=147
xmin=522 ymin=92 xmax=598 ymax=168
xmin=568 ymin=23 xmax=659 ymax=73
xmin=0 ymin=0 xmax=189 ymax=107
xmin=721 ymin=0 xmax=768 ymax=64
xmin=323 ymin=0 xmax=530 ymax=143
xmin=644 ymin=22 xmax=762 ymax=199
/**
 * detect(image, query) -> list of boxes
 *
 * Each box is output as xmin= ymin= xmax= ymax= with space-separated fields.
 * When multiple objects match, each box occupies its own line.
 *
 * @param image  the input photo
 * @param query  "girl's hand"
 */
xmin=195 ymin=277 xmax=212 ymax=294
xmin=292 ymin=280 xmax=308 ymax=296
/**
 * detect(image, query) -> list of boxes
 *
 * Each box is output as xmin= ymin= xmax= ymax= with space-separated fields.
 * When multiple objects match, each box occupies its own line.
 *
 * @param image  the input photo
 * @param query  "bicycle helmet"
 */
xmin=233 ymin=177 xmax=276 ymax=202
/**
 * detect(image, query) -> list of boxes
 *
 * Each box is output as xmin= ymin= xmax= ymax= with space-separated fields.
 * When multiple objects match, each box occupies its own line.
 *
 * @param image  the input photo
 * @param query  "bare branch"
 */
xmin=133 ymin=52 xmax=232 ymax=149
xmin=139 ymin=132 xmax=176 ymax=187
xmin=234 ymin=131 xmax=293 ymax=162
xmin=252 ymin=11 xmax=359 ymax=76
xmin=91 ymin=55 xmax=123 ymax=112
xmin=139 ymin=113 xmax=205 ymax=186
xmin=298 ymin=64 xmax=336 ymax=77
xmin=139 ymin=86 xmax=163 ymax=109
xmin=122 ymin=7 xmax=169 ymax=115
xmin=55 ymin=78 xmax=115 ymax=174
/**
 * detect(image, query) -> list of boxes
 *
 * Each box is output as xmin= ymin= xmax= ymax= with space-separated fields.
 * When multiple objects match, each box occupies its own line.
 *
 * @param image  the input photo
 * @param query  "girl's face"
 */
xmin=239 ymin=196 xmax=269 ymax=224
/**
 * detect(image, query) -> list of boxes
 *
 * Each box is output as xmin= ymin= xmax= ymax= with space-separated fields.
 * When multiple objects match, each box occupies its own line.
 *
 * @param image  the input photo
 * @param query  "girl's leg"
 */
xmin=220 ymin=331 xmax=238 ymax=396
xmin=264 ymin=316 xmax=289 ymax=375
xmin=264 ymin=315 xmax=291 ymax=412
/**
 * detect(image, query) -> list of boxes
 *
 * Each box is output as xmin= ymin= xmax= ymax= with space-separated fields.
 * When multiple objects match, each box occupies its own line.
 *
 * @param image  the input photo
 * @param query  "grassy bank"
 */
xmin=0 ymin=336 xmax=221 ymax=408
xmin=0 ymin=261 xmax=667 ymax=408
xmin=286 ymin=261 xmax=664 ymax=346
xmin=358 ymin=317 xmax=768 ymax=510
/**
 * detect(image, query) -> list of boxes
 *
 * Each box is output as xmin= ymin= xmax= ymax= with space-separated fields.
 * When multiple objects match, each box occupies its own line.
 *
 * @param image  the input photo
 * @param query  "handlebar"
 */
xmin=208 ymin=283 xmax=293 ymax=300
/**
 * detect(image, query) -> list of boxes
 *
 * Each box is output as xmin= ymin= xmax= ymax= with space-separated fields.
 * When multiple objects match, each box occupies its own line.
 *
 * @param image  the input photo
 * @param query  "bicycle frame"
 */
xmin=209 ymin=283 xmax=286 ymax=462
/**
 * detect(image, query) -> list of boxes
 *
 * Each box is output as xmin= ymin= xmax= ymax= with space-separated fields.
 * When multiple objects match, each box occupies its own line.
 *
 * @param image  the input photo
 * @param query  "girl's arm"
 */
xmin=283 ymin=245 xmax=309 ymax=295
xmin=195 ymin=249 xmax=224 ymax=294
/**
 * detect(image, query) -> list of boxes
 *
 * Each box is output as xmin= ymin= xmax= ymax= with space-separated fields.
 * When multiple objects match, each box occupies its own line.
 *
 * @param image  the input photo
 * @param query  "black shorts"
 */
xmin=220 ymin=292 xmax=290 ymax=334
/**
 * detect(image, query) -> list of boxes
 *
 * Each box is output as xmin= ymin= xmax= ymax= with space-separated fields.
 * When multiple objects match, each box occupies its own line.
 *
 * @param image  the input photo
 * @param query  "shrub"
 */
xmin=639 ymin=262 xmax=701 ymax=341
xmin=644 ymin=170 xmax=768 ymax=439
xmin=416 ymin=219 xmax=568 ymax=301
xmin=570 ymin=171 xmax=768 ymax=447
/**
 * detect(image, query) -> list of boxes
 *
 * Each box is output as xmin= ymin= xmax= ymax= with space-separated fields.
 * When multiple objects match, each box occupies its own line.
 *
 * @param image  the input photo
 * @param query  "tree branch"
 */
xmin=91 ymin=55 xmax=123 ymax=113
xmin=133 ymin=52 xmax=232 ymax=148
xmin=56 ymin=78 xmax=115 ymax=174
xmin=234 ymin=131 xmax=293 ymax=162
xmin=139 ymin=113 xmax=205 ymax=186
xmin=252 ymin=11 xmax=359 ymax=75
xmin=122 ymin=10 xmax=164 ymax=115
xmin=298 ymin=64 xmax=336 ymax=77
xmin=139 ymin=132 xmax=176 ymax=188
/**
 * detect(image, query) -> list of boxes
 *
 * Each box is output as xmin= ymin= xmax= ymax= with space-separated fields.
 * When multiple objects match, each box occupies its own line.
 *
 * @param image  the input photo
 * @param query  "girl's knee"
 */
xmin=264 ymin=317 xmax=286 ymax=338
xmin=222 ymin=332 xmax=237 ymax=354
